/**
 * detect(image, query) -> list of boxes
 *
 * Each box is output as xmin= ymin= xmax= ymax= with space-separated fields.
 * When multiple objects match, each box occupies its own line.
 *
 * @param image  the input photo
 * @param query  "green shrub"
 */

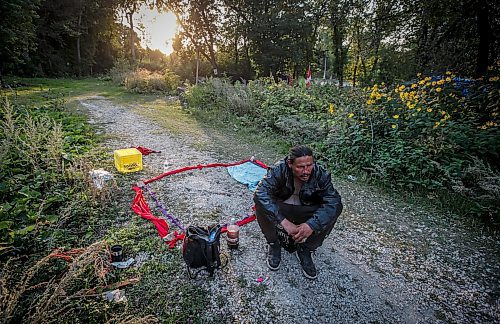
xmin=183 ymin=78 xmax=255 ymax=118
xmin=109 ymin=58 xmax=133 ymax=85
xmin=125 ymin=69 xmax=167 ymax=93
xmin=164 ymin=69 xmax=181 ymax=92
xmin=183 ymin=73 xmax=500 ymax=224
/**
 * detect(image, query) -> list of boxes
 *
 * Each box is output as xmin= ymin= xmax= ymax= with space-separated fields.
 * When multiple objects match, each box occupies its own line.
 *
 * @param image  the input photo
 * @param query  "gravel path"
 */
xmin=81 ymin=96 xmax=499 ymax=323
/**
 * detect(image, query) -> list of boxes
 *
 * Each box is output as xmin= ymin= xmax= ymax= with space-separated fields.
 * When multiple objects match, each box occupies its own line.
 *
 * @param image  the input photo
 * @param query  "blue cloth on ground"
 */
xmin=227 ymin=161 xmax=267 ymax=192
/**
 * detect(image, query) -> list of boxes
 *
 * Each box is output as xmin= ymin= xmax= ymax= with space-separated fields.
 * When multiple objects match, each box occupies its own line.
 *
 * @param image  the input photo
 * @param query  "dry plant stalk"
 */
xmin=0 ymin=253 xmax=54 ymax=323
xmin=28 ymin=240 xmax=111 ymax=323
xmin=0 ymin=241 xmax=112 ymax=324
xmin=0 ymin=98 xmax=19 ymax=162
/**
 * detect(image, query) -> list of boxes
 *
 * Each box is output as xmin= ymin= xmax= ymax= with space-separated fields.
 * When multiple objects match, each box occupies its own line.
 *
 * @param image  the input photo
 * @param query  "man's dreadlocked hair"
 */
xmin=287 ymin=145 xmax=313 ymax=163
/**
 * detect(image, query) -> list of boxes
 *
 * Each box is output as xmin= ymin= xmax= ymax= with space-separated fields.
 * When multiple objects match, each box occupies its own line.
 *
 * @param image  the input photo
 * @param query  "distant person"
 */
xmin=253 ymin=145 xmax=343 ymax=279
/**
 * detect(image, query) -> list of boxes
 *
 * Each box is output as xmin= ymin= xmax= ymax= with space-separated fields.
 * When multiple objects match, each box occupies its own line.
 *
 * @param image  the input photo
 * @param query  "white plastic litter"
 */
xmin=111 ymin=257 xmax=135 ymax=269
xmin=103 ymin=289 xmax=127 ymax=303
xmin=89 ymin=169 xmax=113 ymax=189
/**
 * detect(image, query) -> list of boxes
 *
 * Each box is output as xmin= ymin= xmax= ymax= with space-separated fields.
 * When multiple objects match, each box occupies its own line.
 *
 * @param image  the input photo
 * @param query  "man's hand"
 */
xmin=292 ymin=223 xmax=313 ymax=243
xmin=280 ymin=218 xmax=298 ymax=236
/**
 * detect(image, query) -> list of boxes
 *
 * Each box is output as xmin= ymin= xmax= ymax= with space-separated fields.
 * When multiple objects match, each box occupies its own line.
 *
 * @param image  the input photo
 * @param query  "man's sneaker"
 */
xmin=266 ymin=242 xmax=281 ymax=271
xmin=296 ymin=245 xmax=317 ymax=279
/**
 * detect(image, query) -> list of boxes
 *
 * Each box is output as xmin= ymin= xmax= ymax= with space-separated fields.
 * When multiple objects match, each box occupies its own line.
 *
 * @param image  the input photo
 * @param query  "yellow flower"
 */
xmin=427 ymin=108 xmax=433 ymax=113
xmin=391 ymin=124 xmax=397 ymax=129
xmin=348 ymin=113 xmax=354 ymax=118
xmin=366 ymin=99 xmax=373 ymax=105
xmin=445 ymin=77 xmax=451 ymax=82
xmin=440 ymin=110 xmax=446 ymax=115
xmin=419 ymin=80 xmax=426 ymax=85
xmin=446 ymin=71 xmax=452 ymax=75
xmin=399 ymin=85 xmax=406 ymax=91
xmin=489 ymin=76 xmax=500 ymax=82
xmin=387 ymin=96 xmax=393 ymax=101
xmin=417 ymin=107 xmax=422 ymax=112
xmin=411 ymin=83 xmax=418 ymax=89
xmin=431 ymin=81 xmax=436 ymax=86
xmin=417 ymin=73 xmax=422 ymax=77
xmin=433 ymin=122 xmax=441 ymax=129
xmin=393 ymin=114 xmax=399 ymax=119
xmin=329 ymin=103 xmax=335 ymax=114
xmin=436 ymin=87 xmax=442 ymax=92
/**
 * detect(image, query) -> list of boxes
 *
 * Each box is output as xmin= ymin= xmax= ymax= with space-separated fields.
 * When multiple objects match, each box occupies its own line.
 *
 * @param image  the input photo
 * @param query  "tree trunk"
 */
xmin=370 ymin=39 xmax=381 ymax=83
xmin=361 ymin=57 xmax=367 ymax=84
xmin=76 ymin=10 xmax=82 ymax=76
xmin=127 ymin=12 xmax=136 ymax=62
xmin=353 ymin=53 xmax=359 ymax=87
xmin=475 ymin=1 xmax=490 ymax=78
xmin=234 ymin=34 xmax=239 ymax=68
xmin=333 ymin=21 xmax=342 ymax=86
xmin=417 ymin=7 xmax=430 ymax=73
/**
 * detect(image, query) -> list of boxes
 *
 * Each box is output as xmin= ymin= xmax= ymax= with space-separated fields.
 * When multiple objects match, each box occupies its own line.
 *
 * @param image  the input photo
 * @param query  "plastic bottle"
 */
xmin=226 ymin=217 xmax=240 ymax=249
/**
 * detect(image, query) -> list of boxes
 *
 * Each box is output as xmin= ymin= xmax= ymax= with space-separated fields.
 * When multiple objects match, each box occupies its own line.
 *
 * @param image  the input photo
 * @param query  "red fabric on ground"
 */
xmin=132 ymin=186 xmax=169 ymax=238
xmin=135 ymin=146 xmax=161 ymax=155
xmin=131 ymin=159 xmax=267 ymax=248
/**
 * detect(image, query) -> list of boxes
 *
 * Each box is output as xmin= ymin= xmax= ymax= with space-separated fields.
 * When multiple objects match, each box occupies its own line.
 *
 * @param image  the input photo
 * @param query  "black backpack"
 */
xmin=182 ymin=224 xmax=222 ymax=277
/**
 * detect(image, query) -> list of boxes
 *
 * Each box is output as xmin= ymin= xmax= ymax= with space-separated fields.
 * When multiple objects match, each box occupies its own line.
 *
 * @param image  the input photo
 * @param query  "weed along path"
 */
xmin=80 ymin=95 xmax=499 ymax=323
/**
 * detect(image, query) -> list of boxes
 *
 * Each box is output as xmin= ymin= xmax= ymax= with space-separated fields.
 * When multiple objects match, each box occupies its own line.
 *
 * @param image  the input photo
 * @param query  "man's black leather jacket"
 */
xmin=253 ymin=158 xmax=342 ymax=233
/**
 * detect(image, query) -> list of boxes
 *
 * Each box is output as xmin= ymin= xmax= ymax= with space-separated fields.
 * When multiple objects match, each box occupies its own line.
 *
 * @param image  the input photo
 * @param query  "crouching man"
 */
xmin=253 ymin=145 xmax=343 ymax=279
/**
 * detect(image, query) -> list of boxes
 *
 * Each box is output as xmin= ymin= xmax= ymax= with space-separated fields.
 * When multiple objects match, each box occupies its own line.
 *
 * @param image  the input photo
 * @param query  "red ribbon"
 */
xmin=131 ymin=159 xmax=267 ymax=248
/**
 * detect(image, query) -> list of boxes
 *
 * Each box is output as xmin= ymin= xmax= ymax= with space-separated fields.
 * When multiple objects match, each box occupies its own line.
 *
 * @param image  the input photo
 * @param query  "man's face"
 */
xmin=288 ymin=156 xmax=314 ymax=183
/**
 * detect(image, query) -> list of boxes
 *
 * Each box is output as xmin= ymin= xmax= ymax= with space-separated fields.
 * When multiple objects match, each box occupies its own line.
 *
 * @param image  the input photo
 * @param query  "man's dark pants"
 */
xmin=255 ymin=202 xmax=339 ymax=251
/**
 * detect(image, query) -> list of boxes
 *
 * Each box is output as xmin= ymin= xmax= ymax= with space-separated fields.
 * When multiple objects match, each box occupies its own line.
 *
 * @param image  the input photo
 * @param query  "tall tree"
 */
xmin=165 ymin=0 xmax=223 ymax=76
xmin=405 ymin=0 xmax=499 ymax=77
xmin=328 ymin=0 xmax=351 ymax=87
xmin=117 ymin=0 xmax=149 ymax=62
xmin=31 ymin=0 xmax=120 ymax=76
xmin=225 ymin=0 xmax=317 ymax=78
xmin=0 ymin=0 xmax=39 ymax=82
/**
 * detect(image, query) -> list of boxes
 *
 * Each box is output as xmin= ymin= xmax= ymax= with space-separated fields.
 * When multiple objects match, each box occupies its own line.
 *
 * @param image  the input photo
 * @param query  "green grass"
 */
xmin=133 ymin=97 xmax=208 ymax=139
xmin=4 ymin=77 xmax=123 ymax=101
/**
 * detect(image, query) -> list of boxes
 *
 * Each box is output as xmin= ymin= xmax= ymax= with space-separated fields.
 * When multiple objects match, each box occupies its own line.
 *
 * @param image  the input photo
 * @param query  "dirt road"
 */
xmin=81 ymin=95 xmax=499 ymax=323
